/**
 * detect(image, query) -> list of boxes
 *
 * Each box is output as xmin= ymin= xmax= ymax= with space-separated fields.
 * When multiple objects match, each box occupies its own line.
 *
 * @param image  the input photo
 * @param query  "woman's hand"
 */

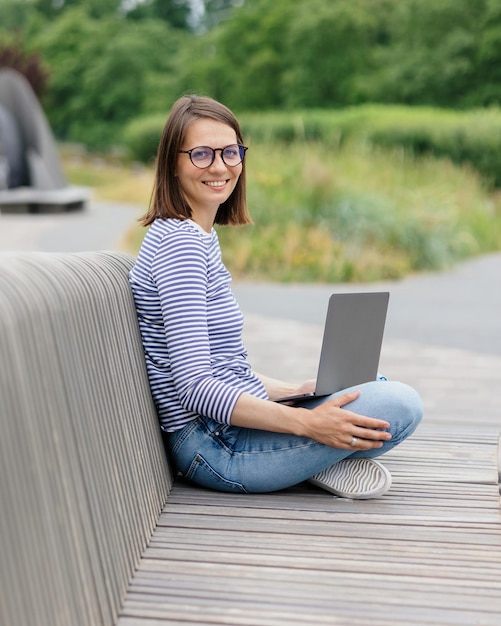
xmin=299 ymin=390 xmax=392 ymax=450
xmin=231 ymin=389 xmax=391 ymax=452
xmin=293 ymin=378 xmax=316 ymax=395
xmin=253 ymin=371 xmax=312 ymax=401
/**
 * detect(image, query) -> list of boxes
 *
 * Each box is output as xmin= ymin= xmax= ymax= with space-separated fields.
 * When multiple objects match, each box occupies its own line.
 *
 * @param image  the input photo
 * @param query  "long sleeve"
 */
xmin=129 ymin=219 xmax=267 ymax=431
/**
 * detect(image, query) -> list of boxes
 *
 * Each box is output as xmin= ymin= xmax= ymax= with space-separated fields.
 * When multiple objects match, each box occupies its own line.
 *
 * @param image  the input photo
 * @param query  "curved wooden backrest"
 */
xmin=0 ymin=251 xmax=172 ymax=626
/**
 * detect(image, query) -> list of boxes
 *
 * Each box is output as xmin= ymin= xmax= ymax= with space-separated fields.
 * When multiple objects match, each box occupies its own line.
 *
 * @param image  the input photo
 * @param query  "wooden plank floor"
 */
xmin=119 ymin=428 xmax=500 ymax=626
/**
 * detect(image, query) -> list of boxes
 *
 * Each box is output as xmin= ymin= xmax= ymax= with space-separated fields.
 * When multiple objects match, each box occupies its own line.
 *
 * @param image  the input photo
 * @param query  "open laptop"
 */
xmin=275 ymin=291 xmax=389 ymax=403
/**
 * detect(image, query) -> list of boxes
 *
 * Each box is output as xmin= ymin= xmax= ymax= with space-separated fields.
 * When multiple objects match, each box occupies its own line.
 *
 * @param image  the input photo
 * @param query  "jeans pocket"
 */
xmin=185 ymin=453 xmax=248 ymax=494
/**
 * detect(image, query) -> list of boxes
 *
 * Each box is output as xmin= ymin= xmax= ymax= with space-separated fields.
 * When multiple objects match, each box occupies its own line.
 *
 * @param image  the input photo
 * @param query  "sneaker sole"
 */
xmin=309 ymin=458 xmax=392 ymax=499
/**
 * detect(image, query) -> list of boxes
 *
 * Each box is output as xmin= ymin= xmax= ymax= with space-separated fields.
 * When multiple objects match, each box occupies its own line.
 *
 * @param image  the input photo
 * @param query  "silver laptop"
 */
xmin=275 ymin=292 xmax=389 ymax=403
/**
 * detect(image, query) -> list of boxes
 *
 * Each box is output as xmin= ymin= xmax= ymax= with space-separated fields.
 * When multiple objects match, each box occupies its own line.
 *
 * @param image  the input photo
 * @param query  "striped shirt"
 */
xmin=129 ymin=218 xmax=268 ymax=432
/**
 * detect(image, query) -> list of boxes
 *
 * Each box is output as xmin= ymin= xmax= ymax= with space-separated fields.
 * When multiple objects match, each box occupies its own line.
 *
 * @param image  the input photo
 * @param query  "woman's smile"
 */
xmin=177 ymin=119 xmax=242 ymax=230
xmin=203 ymin=180 xmax=229 ymax=188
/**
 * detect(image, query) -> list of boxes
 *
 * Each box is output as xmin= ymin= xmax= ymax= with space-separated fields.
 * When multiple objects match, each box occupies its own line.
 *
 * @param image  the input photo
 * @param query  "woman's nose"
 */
xmin=209 ymin=152 xmax=227 ymax=169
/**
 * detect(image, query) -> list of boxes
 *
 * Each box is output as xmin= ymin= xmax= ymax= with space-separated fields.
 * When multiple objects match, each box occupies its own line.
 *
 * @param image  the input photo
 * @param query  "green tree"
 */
xmin=362 ymin=0 xmax=495 ymax=107
xmin=32 ymin=7 xmax=184 ymax=145
xmin=0 ymin=37 xmax=49 ymax=96
xmin=473 ymin=0 xmax=501 ymax=105
xmin=0 ymin=0 xmax=34 ymax=29
xmin=175 ymin=0 xmax=501 ymax=110
xmin=198 ymin=0 xmax=244 ymax=31
xmin=281 ymin=0 xmax=378 ymax=108
xmin=125 ymin=0 xmax=191 ymax=30
xmin=33 ymin=0 xmax=122 ymax=19
xmin=175 ymin=0 xmax=294 ymax=110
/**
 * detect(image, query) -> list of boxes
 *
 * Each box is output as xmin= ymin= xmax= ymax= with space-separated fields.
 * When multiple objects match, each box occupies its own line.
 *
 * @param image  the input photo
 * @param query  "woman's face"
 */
xmin=176 ymin=118 xmax=242 ymax=231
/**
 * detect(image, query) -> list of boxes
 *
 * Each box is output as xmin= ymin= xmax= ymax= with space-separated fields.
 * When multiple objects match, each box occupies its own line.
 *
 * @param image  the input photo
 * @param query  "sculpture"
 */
xmin=0 ymin=68 xmax=88 ymax=213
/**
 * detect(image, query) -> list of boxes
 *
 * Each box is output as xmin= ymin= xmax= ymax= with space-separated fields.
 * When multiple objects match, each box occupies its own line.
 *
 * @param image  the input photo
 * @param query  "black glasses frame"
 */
xmin=179 ymin=144 xmax=248 ymax=169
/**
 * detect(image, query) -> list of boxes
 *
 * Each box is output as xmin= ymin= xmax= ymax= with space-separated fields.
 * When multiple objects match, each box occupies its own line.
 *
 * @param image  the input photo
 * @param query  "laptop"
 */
xmin=275 ymin=291 xmax=389 ymax=403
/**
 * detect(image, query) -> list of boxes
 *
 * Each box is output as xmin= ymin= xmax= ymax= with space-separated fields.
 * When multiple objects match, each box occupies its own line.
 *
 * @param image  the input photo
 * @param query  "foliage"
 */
xmin=32 ymin=0 xmax=122 ymax=19
xmin=122 ymin=113 xmax=167 ymax=164
xmin=172 ymin=0 xmax=501 ymax=111
xmin=175 ymin=0 xmax=295 ymax=109
xmin=360 ymin=0 xmax=501 ymax=108
xmin=0 ymin=0 xmax=33 ymax=29
xmin=28 ymin=7 xmax=185 ymax=147
xmin=2 ymin=0 xmax=501 ymax=183
xmin=0 ymin=36 xmax=49 ymax=97
xmin=125 ymin=0 xmax=191 ymax=29
xmin=61 ymin=146 xmax=154 ymax=207
xmin=218 ymin=139 xmax=501 ymax=281
xmin=110 ymin=136 xmax=501 ymax=282
xmin=123 ymin=105 xmax=501 ymax=188
xmin=3 ymin=0 xmax=501 ymax=149
xmin=355 ymin=107 xmax=501 ymax=187
xmin=280 ymin=0 xmax=379 ymax=108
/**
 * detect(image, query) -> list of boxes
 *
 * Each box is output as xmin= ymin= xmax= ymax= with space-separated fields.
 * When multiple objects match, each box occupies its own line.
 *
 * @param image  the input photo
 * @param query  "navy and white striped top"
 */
xmin=129 ymin=218 xmax=268 ymax=432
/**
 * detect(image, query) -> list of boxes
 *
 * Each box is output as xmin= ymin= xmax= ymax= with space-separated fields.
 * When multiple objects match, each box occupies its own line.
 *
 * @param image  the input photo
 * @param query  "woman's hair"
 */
xmin=140 ymin=95 xmax=252 ymax=227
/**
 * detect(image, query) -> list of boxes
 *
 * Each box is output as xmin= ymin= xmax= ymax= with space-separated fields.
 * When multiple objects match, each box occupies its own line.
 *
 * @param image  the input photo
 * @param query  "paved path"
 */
xmin=0 ymin=199 xmax=141 ymax=253
xmin=234 ymin=255 xmax=501 ymax=430
xmin=234 ymin=253 xmax=501 ymax=357
xmin=1 ymin=201 xmax=500 ymax=430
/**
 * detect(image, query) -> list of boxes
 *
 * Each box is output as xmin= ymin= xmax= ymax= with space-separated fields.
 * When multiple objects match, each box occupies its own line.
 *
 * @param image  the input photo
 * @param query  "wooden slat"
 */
xmin=0 ymin=252 xmax=172 ymax=626
xmin=118 ymin=428 xmax=501 ymax=625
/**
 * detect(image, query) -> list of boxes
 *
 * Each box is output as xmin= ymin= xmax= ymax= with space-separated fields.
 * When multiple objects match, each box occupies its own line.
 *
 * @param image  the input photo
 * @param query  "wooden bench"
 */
xmin=1 ymin=251 xmax=500 ymax=626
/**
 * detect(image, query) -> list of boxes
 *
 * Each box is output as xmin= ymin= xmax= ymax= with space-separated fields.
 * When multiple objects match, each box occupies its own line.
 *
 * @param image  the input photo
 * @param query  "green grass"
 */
xmin=63 ymin=140 xmax=501 ymax=283
xmin=217 ymin=139 xmax=501 ymax=281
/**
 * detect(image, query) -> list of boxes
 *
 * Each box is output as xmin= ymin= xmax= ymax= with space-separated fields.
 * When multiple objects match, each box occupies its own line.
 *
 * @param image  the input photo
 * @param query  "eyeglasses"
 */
xmin=179 ymin=144 xmax=248 ymax=169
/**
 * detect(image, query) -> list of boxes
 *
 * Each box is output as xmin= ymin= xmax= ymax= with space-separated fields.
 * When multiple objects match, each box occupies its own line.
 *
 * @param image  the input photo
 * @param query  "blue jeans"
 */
xmin=165 ymin=380 xmax=423 ymax=494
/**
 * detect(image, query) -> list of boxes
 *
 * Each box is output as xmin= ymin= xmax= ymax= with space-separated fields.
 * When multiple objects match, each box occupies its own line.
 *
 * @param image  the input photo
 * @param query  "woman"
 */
xmin=129 ymin=95 xmax=422 ymax=497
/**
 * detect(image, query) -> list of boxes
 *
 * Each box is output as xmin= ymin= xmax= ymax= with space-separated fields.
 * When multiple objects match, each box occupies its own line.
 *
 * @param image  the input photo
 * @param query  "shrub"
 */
xmin=240 ymin=106 xmax=501 ymax=187
xmin=0 ymin=40 xmax=49 ymax=97
xmin=123 ymin=105 xmax=501 ymax=189
xmin=122 ymin=114 xmax=166 ymax=164
xmin=360 ymin=106 xmax=501 ymax=187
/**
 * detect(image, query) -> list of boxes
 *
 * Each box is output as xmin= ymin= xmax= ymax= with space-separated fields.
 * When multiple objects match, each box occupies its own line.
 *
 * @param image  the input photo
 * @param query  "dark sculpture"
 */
xmin=0 ymin=68 xmax=88 ymax=213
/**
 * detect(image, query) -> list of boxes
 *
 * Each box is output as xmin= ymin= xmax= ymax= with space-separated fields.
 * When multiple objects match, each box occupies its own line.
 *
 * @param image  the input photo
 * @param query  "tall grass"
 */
xmin=63 ymin=140 xmax=501 ymax=283
xmin=61 ymin=148 xmax=154 ymax=207
xmin=239 ymin=106 xmax=501 ymax=187
xmin=218 ymin=139 xmax=501 ymax=281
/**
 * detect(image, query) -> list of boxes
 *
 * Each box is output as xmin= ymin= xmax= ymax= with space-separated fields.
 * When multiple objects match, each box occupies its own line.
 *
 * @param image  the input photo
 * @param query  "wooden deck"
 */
xmin=119 ymin=428 xmax=501 ymax=625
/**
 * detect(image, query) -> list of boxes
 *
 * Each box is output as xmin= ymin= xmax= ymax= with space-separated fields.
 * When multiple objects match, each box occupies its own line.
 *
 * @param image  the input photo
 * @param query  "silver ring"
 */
xmin=350 ymin=436 xmax=358 ymax=447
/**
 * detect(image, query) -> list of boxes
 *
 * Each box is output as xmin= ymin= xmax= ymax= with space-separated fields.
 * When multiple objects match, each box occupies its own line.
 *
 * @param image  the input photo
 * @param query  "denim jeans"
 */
xmin=165 ymin=380 xmax=423 ymax=494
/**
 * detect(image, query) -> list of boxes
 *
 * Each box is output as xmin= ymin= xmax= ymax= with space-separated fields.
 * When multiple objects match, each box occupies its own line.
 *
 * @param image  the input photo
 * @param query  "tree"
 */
xmin=33 ymin=0 xmax=122 ymax=19
xmin=0 ymin=0 xmax=34 ymax=30
xmin=32 ymin=7 xmax=185 ymax=145
xmin=281 ymin=0 xmax=378 ymax=108
xmin=198 ymin=0 xmax=244 ymax=31
xmin=175 ymin=0 xmax=294 ymax=110
xmin=361 ymin=0 xmax=492 ymax=107
xmin=0 ymin=38 xmax=49 ymax=97
xmin=125 ymin=0 xmax=192 ymax=30
xmin=175 ymin=0 xmax=381 ymax=110
xmin=473 ymin=0 xmax=501 ymax=105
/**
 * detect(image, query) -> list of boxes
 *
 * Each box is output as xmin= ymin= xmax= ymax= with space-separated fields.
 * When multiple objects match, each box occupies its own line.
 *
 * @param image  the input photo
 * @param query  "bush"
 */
xmin=359 ymin=106 xmax=501 ymax=187
xmin=240 ymin=106 xmax=501 ymax=187
xmin=122 ymin=114 xmax=166 ymax=164
xmin=214 ymin=138 xmax=501 ymax=282
xmin=125 ymin=105 xmax=501 ymax=189
xmin=0 ymin=39 xmax=49 ymax=97
xmin=67 ymin=116 xmax=501 ymax=282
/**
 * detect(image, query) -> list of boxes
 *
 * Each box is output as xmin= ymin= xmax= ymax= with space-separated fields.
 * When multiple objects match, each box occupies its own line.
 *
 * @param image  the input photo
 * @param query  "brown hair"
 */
xmin=140 ymin=95 xmax=252 ymax=227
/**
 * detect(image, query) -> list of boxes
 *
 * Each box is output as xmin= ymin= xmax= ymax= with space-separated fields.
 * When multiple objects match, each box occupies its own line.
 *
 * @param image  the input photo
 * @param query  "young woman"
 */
xmin=129 ymin=95 xmax=423 ymax=498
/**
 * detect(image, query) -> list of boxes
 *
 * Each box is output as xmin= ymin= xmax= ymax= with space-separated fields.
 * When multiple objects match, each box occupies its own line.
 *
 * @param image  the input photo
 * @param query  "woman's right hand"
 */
xmin=231 ymin=389 xmax=391 ymax=451
xmin=299 ymin=390 xmax=392 ymax=450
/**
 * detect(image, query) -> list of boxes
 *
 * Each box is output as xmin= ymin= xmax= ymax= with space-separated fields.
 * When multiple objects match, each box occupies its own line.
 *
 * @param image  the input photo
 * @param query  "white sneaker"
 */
xmin=309 ymin=458 xmax=392 ymax=499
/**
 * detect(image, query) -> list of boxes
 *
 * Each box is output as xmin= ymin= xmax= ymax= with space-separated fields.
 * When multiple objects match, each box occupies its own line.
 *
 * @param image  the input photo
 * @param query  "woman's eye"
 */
xmin=193 ymin=149 xmax=211 ymax=160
